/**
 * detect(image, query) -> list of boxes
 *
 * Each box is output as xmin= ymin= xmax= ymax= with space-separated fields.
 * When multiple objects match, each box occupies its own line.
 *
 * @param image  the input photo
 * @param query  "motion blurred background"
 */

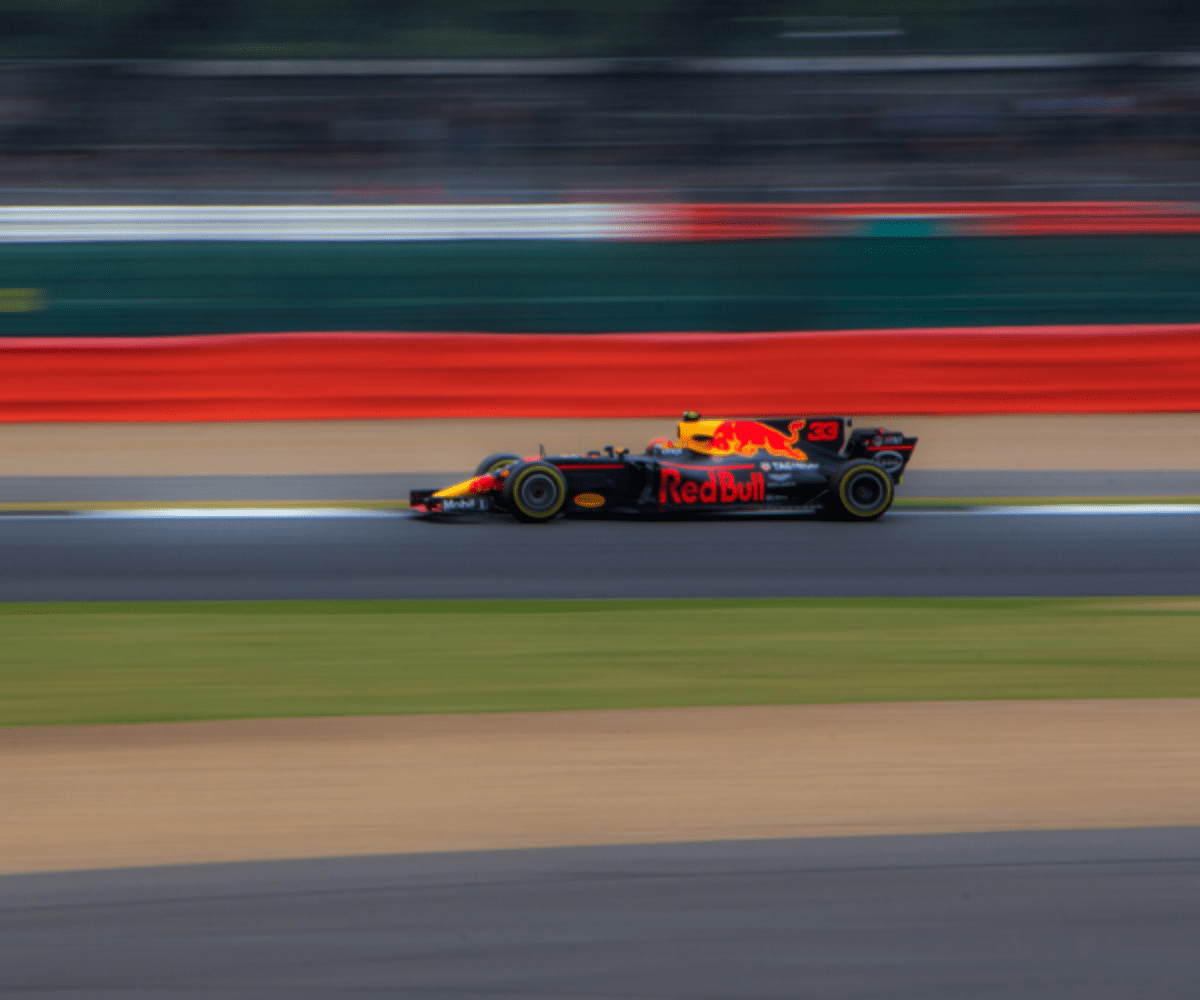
xmin=2 ymin=0 xmax=1200 ymax=204
xmin=3 ymin=7 xmax=1200 ymax=995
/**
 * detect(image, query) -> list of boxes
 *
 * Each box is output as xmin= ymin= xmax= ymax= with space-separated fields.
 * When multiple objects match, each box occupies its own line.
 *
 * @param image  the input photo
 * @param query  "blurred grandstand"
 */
xmin=0 ymin=0 xmax=1199 ymax=202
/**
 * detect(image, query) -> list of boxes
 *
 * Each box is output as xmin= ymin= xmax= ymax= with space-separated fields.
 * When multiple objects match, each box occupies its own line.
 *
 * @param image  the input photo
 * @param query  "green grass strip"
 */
xmin=2 ymin=598 xmax=1199 ymax=727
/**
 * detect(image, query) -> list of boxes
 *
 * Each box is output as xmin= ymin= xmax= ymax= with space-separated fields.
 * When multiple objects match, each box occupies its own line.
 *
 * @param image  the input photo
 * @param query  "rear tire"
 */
xmin=828 ymin=460 xmax=893 ymax=520
xmin=475 ymin=452 xmax=521 ymax=476
xmin=503 ymin=461 xmax=567 ymax=523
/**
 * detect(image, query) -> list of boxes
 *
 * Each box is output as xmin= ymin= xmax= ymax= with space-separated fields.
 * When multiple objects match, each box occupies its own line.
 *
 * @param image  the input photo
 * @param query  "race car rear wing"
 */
xmin=846 ymin=427 xmax=919 ymax=478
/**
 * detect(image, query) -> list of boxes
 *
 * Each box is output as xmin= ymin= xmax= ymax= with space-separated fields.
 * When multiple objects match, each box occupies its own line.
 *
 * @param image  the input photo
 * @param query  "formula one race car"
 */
xmin=411 ymin=413 xmax=917 ymax=523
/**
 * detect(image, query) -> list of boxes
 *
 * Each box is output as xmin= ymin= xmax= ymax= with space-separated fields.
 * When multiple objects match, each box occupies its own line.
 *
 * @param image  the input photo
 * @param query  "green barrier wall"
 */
xmin=2 ymin=237 xmax=1199 ymax=336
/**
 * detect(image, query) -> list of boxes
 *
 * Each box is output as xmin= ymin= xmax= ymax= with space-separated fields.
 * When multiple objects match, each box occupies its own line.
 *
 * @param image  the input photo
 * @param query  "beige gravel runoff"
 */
xmin=3 ymin=414 xmax=1200 ymax=476
xmin=3 ymin=700 xmax=1200 ymax=875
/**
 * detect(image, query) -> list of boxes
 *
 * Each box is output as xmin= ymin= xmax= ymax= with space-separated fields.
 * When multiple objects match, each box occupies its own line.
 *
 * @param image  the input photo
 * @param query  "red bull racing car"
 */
xmin=410 ymin=413 xmax=916 ymax=523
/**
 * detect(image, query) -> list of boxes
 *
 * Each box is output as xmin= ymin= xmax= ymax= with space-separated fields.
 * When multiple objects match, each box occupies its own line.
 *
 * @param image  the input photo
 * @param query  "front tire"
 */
xmin=475 ymin=452 xmax=521 ymax=476
xmin=503 ymin=461 xmax=567 ymax=523
xmin=828 ymin=460 xmax=894 ymax=520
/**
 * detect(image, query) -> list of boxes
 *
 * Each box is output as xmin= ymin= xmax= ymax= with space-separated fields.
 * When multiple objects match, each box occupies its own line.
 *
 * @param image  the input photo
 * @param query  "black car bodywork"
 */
xmin=411 ymin=414 xmax=917 ymax=522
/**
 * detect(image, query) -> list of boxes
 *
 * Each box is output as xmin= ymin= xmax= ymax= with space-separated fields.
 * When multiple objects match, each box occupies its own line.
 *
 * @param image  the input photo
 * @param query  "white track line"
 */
xmin=95 ymin=508 xmax=410 ymax=520
xmin=980 ymin=504 xmax=1200 ymax=515
xmin=2 ymin=504 xmax=1199 ymax=522
xmin=895 ymin=504 xmax=1200 ymax=516
xmin=2 ymin=508 xmax=409 ymax=521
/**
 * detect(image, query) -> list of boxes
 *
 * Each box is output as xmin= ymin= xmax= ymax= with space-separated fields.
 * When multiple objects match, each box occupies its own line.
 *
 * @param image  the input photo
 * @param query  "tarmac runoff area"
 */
xmin=4 ymin=828 xmax=1199 ymax=998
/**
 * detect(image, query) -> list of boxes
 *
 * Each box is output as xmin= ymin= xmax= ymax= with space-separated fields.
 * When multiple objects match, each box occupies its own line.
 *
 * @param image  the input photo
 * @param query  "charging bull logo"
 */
xmin=659 ymin=468 xmax=766 ymax=506
xmin=698 ymin=420 xmax=809 ymax=461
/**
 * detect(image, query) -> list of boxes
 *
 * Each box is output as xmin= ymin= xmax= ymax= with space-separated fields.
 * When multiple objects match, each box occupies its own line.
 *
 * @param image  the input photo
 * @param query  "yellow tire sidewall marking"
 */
xmin=513 ymin=465 xmax=567 ymax=518
xmin=838 ymin=465 xmax=893 ymax=517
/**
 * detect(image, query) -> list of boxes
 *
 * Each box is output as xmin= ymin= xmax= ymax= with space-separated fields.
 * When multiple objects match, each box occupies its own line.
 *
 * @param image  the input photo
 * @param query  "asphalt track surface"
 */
xmin=2 ymin=505 xmax=1199 ymax=600
xmin=3 ymin=828 xmax=1198 ymax=999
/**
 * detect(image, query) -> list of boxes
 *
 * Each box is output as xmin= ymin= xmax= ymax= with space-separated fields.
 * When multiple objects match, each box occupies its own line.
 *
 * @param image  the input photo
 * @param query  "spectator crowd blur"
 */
xmin=1 ymin=0 xmax=1199 ymax=203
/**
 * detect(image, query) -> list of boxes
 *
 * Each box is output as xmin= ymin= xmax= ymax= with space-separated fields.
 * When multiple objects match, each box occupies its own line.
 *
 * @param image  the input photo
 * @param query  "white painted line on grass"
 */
xmin=895 ymin=504 xmax=1200 ymax=516
xmin=94 ymin=508 xmax=410 ymax=520
xmin=977 ymin=504 xmax=1200 ymax=515
xmin=1 ymin=508 xmax=410 ymax=522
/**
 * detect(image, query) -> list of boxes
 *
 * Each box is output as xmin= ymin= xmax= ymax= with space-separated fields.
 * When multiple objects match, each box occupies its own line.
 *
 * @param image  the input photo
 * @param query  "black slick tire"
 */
xmin=503 ymin=461 xmax=568 ymax=523
xmin=475 ymin=452 xmax=522 ymax=476
xmin=828 ymin=460 xmax=894 ymax=520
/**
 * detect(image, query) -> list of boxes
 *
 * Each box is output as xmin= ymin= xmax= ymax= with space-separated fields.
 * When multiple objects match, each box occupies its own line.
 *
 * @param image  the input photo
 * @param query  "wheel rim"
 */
xmin=845 ymin=471 xmax=885 ymax=511
xmin=518 ymin=472 xmax=561 ymax=514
